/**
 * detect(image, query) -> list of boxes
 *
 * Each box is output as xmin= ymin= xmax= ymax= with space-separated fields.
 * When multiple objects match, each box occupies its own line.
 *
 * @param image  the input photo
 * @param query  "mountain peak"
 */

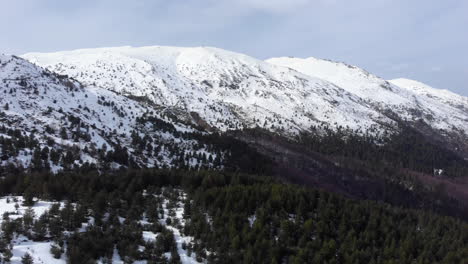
xmin=390 ymin=78 xmax=468 ymax=105
xmin=390 ymin=78 xmax=448 ymax=94
xmin=23 ymin=46 xmax=393 ymax=134
xmin=19 ymin=45 xmax=468 ymax=140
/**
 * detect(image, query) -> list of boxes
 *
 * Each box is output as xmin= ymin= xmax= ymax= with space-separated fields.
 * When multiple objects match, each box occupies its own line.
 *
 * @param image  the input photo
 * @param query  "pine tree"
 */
xmin=23 ymin=188 xmax=35 ymax=206
xmin=21 ymin=253 xmax=34 ymax=264
xmin=50 ymin=244 xmax=62 ymax=259
xmin=23 ymin=208 xmax=35 ymax=230
xmin=3 ymin=246 xmax=13 ymax=262
xmin=32 ymin=214 xmax=48 ymax=240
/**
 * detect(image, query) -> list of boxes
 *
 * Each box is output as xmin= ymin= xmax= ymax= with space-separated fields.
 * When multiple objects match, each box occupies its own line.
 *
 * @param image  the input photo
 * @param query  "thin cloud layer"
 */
xmin=0 ymin=0 xmax=466 ymax=95
xmin=234 ymin=0 xmax=310 ymax=13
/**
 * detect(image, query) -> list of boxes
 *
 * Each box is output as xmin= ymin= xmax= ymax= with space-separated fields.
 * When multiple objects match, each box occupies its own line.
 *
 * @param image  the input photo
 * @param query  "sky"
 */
xmin=0 ymin=0 xmax=467 ymax=95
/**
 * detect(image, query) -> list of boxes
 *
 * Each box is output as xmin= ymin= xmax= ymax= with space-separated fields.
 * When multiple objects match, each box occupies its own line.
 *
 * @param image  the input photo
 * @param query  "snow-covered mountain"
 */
xmin=389 ymin=78 xmax=468 ymax=115
xmin=1 ymin=45 xmax=466 ymax=171
xmin=267 ymin=56 xmax=468 ymax=134
xmin=0 ymin=54 xmax=221 ymax=171
xmin=3 ymin=47 xmax=468 ymax=264
xmin=23 ymin=46 xmax=468 ymax=140
xmin=23 ymin=46 xmax=394 ymax=134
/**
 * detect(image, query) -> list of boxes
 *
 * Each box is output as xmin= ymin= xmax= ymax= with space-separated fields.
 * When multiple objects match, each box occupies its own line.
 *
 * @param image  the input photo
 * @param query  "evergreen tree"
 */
xmin=50 ymin=244 xmax=62 ymax=259
xmin=21 ymin=253 xmax=34 ymax=264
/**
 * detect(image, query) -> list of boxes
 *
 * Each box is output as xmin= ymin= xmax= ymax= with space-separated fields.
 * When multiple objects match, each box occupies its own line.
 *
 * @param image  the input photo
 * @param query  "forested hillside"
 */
xmin=0 ymin=170 xmax=466 ymax=264
xmin=230 ymin=126 xmax=468 ymax=220
xmin=2 ymin=45 xmax=468 ymax=263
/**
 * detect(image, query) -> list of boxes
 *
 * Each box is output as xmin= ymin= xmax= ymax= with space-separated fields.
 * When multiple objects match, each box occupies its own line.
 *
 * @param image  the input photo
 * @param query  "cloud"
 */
xmin=0 ymin=0 xmax=467 ymax=95
xmin=390 ymin=63 xmax=410 ymax=72
xmin=234 ymin=0 xmax=310 ymax=13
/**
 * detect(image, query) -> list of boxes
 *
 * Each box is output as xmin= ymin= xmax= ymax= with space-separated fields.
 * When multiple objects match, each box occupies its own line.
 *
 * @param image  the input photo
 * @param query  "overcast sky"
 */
xmin=1 ymin=0 xmax=467 ymax=95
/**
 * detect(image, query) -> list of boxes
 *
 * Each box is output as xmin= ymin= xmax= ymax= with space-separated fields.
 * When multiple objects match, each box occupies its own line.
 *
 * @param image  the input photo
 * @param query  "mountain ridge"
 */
xmin=2 ymin=46 xmax=468 ymax=220
xmin=23 ymin=46 xmax=398 ymax=134
xmin=267 ymin=56 xmax=468 ymax=133
xmin=21 ymin=46 xmax=468 ymax=159
xmin=0 ymin=53 xmax=228 ymax=171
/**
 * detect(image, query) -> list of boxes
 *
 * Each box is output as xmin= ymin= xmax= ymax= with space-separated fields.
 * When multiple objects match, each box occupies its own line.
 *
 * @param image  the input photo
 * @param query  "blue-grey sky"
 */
xmin=1 ymin=0 xmax=467 ymax=95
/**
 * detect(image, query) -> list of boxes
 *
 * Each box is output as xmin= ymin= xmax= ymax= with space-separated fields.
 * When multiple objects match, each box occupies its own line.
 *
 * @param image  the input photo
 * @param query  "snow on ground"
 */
xmin=142 ymin=231 xmax=158 ymax=242
xmin=96 ymin=247 xmax=147 ymax=264
xmin=0 ymin=193 xmax=203 ymax=264
xmin=10 ymin=236 xmax=65 ymax=264
xmin=157 ymin=190 xmax=203 ymax=264
xmin=0 ymin=196 xmax=65 ymax=264
xmin=95 ymin=189 xmax=203 ymax=264
xmin=0 ymin=196 xmax=60 ymax=223
xmin=248 ymin=215 xmax=256 ymax=227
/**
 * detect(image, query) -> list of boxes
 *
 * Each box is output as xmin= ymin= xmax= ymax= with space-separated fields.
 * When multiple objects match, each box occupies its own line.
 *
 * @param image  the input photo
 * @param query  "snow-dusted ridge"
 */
xmin=389 ymin=78 xmax=468 ymax=111
xmin=267 ymin=56 xmax=468 ymax=133
xmin=2 ymin=45 xmax=467 ymax=169
xmin=0 ymin=190 xmax=207 ymax=264
xmin=23 ymin=46 xmax=395 ymax=134
xmin=0 ymin=54 xmax=221 ymax=170
xmin=23 ymin=45 xmax=468 ymax=140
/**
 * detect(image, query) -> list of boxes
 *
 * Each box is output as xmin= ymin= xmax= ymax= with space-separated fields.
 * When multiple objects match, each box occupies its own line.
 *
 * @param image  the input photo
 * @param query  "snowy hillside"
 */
xmin=1 ymin=48 xmax=468 ymax=263
xmin=3 ymin=46 xmax=467 ymax=170
xmin=23 ymin=46 xmax=394 ymax=134
xmin=267 ymin=56 xmax=468 ymax=134
xmin=0 ymin=196 xmax=66 ymax=264
xmin=389 ymin=78 xmax=468 ymax=114
xmin=0 ymin=54 xmax=222 ymax=170
xmin=0 ymin=190 xmax=206 ymax=264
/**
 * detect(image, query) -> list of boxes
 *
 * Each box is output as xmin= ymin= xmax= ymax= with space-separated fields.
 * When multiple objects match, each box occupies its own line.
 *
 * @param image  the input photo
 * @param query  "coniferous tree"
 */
xmin=21 ymin=253 xmax=34 ymax=264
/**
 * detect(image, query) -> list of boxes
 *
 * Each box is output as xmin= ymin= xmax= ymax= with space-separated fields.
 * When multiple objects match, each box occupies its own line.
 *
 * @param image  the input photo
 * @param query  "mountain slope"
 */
xmin=0 ymin=54 xmax=223 ymax=171
xmin=2 ymin=47 xmax=467 ymax=220
xmin=267 ymin=56 xmax=468 ymax=135
xmin=0 ymin=170 xmax=466 ymax=264
xmin=2 ymin=47 xmax=467 ymax=263
xmin=23 ymin=46 xmax=394 ymax=134
xmin=23 ymin=46 xmax=468 ymax=154
xmin=390 ymin=78 xmax=468 ymax=114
